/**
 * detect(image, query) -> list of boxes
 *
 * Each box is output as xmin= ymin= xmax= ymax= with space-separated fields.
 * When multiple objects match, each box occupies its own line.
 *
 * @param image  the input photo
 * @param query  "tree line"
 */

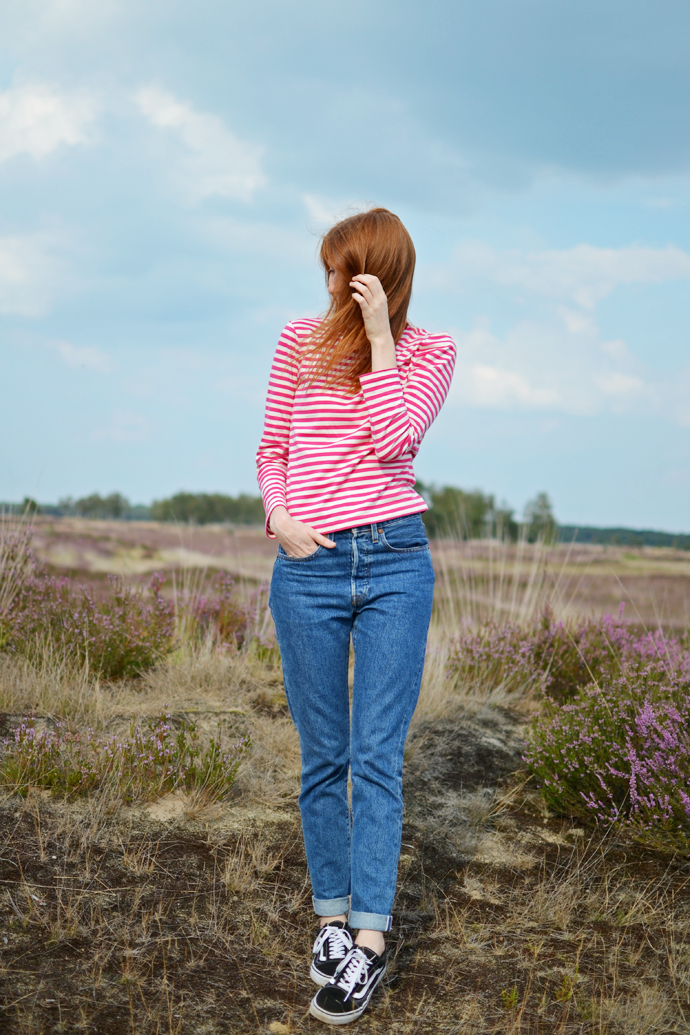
xmin=415 ymin=483 xmax=557 ymax=543
xmin=8 ymin=486 xmax=558 ymax=542
xmin=9 ymin=488 xmax=689 ymax=548
xmin=10 ymin=492 xmax=265 ymax=525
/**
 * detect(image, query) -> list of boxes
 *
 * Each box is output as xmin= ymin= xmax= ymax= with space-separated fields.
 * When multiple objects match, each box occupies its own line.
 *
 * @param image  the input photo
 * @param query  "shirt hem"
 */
xmin=287 ymin=502 xmax=428 ymax=536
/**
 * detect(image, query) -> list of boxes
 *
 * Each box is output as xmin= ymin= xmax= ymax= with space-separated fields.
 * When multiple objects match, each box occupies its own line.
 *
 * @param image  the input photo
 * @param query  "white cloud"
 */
xmin=52 ymin=341 xmax=114 ymax=373
xmin=429 ymin=242 xmax=690 ymax=310
xmin=463 ymin=363 xmax=561 ymax=409
xmin=449 ymin=317 xmax=651 ymax=417
xmin=595 ymin=372 xmax=645 ymax=396
xmin=427 ymin=240 xmax=690 ymax=424
xmin=0 ymin=81 xmax=95 ymax=164
xmin=94 ymin=409 xmax=150 ymax=443
xmin=134 ymin=86 xmax=265 ymax=203
xmin=0 ymin=234 xmax=65 ymax=316
xmin=600 ymin=338 xmax=631 ymax=361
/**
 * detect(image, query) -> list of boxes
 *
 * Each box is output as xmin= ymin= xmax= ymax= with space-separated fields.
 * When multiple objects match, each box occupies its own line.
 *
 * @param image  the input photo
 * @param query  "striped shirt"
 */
xmin=256 ymin=318 xmax=456 ymax=536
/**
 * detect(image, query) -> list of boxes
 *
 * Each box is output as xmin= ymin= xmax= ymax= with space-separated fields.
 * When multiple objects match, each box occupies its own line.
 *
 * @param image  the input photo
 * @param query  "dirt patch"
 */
xmin=143 ymin=791 xmax=189 ymax=822
xmin=0 ymin=713 xmax=56 ymax=739
xmin=406 ymin=708 xmax=526 ymax=794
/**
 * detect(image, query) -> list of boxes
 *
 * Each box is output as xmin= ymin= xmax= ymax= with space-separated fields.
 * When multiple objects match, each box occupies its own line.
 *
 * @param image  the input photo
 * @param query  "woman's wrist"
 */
xmin=369 ymin=332 xmax=397 ymax=372
xmin=369 ymin=331 xmax=395 ymax=351
xmin=269 ymin=505 xmax=289 ymax=533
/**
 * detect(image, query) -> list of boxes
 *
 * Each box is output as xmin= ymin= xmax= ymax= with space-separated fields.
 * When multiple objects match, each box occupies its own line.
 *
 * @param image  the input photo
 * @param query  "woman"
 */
xmin=256 ymin=208 xmax=455 ymax=1024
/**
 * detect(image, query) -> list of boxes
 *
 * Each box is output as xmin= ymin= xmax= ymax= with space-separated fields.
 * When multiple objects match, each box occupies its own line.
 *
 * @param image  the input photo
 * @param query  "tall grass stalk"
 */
xmin=170 ymin=563 xmax=210 ymax=643
xmin=431 ymin=532 xmax=578 ymax=632
xmin=0 ymin=648 xmax=121 ymax=726
xmin=0 ymin=510 xmax=34 ymax=625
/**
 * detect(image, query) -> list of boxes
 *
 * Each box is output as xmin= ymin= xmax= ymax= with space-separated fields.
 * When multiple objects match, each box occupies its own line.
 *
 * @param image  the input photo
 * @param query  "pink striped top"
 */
xmin=256 ymin=318 xmax=456 ymax=536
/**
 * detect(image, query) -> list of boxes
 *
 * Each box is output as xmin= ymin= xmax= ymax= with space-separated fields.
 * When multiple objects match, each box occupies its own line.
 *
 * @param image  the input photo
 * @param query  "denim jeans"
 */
xmin=269 ymin=513 xmax=435 ymax=933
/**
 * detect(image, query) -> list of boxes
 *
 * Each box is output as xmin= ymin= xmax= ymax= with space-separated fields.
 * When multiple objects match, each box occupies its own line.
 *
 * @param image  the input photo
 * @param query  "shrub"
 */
xmin=5 ymin=572 xmax=176 ymax=680
xmin=188 ymin=572 xmax=251 ymax=648
xmin=447 ymin=605 xmax=690 ymax=702
xmin=177 ymin=573 xmax=276 ymax=658
xmin=446 ymin=619 xmax=540 ymax=694
xmin=524 ymin=672 xmax=690 ymax=851
xmin=0 ymin=713 xmax=251 ymax=801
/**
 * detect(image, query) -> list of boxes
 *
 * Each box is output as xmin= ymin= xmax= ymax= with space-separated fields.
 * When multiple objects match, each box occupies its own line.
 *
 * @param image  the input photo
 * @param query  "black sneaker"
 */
xmin=309 ymin=944 xmax=387 ymax=1024
xmin=310 ymin=921 xmax=354 ymax=987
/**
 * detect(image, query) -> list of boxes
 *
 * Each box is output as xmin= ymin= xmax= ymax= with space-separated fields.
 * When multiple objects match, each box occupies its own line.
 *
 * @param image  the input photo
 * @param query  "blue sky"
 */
xmin=2 ymin=0 xmax=690 ymax=530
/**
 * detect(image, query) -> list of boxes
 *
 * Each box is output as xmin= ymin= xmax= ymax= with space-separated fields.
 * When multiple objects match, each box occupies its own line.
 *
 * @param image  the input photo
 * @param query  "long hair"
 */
xmin=305 ymin=208 xmax=416 ymax=391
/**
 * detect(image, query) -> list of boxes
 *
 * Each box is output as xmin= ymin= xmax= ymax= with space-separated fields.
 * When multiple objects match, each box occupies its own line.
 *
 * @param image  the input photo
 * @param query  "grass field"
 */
xmin=0 ymin=518 xmax=689 ymax=1034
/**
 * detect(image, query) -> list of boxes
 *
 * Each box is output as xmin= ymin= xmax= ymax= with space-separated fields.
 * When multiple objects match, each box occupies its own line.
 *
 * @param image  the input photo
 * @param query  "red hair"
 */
xmin=306 ymin=208 xmax=416 ymax=391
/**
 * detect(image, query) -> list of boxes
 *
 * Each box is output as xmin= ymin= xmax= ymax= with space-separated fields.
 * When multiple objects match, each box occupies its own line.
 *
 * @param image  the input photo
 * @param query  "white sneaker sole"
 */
xmin=308 ymin=965 xmax=386 ymax=1025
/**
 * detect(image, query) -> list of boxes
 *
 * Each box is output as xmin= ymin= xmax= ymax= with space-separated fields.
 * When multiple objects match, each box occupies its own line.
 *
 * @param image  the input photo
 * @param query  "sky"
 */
xmin=1 ymin=0 xmax=690 ymax=531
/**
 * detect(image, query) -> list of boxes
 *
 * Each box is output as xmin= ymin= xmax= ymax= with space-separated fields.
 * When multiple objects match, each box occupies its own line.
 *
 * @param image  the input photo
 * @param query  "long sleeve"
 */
xmin=256 ymin=324 xmax=300 ymax=536
xmin=358 ymin=336 xmax=456 ymax=462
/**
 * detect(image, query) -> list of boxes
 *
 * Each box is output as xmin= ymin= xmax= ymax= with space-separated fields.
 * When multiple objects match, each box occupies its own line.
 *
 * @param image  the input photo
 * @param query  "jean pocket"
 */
xmin=277 ymin=544 xmax=325 ymax=561
xmin=380 ymin=518 xmax=430 ymax=553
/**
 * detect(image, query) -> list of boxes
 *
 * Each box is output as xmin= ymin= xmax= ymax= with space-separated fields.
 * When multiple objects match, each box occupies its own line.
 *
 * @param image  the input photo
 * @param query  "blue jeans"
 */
xmin=269 ymin=513 xmax=435 ymax=933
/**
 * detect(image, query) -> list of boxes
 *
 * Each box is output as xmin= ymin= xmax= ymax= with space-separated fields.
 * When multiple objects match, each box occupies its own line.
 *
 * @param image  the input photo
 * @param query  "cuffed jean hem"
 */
xmin=313 ymin=895 xmax=351 ymax=917
xmin=348 ymin=911 xmax=393 ymax=933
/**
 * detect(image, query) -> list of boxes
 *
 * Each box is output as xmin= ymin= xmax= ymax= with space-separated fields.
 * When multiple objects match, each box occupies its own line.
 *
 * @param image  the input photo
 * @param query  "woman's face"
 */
xmin=327 ymin=268 xmax=340 ymax=296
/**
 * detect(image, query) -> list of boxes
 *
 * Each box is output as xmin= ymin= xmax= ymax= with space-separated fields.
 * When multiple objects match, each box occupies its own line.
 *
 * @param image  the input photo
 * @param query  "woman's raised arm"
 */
xmin=359 ymin=336 xmax=456 ymax=462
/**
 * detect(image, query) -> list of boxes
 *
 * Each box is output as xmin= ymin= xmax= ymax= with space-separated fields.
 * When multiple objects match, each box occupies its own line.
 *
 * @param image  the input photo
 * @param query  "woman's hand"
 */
xmin=269 ymin=506 xmax=336 ymax=557
xmin=350 ymin=274 xmax=397 ymax=372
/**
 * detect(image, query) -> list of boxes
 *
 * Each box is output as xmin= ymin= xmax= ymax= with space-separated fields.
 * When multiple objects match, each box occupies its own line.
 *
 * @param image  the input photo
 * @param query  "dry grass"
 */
xmin=1 ymin=764 xmax=688 ymax=1034
xmin=0 ymin=511 xmax=34 ymax=618
xmin=0 ymin=527 xmax=688 ymax=1032
xmin=432 ymin=535 xmax=690 ymax=632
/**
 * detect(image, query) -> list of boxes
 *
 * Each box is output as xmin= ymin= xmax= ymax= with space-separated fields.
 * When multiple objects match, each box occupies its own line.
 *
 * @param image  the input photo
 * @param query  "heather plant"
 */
xmin=188 ymin=572 xmax=252 ymax=648
xmin=0 ymin=713 xmax=251 ymax=801
xmin=177 ymin=571 xmax=277 ymax=660
xmin=5 ymin=572 xmax=176 ymax=680
xmin=524 ymin=671 xmax=690 ymax=851
xmin=447 ymin=605 xmax=690 ymax=703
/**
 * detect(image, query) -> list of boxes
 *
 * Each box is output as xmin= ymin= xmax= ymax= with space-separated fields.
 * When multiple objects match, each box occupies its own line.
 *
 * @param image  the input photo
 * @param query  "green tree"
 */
xmin=150 ymin=492 xmax=265 ymax=525
xmin=74 ymin=493 xmax=130 ymax=519
xmin=494 ymin=503 xmax=519 ymax=542
xmin=523 ymin=492 xmax=557 ymax=543
xmin=417 ymin=482 xmax=518 ymax=541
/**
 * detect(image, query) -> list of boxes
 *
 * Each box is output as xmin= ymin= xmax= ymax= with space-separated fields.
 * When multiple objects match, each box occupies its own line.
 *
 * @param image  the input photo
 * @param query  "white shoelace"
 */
xmin=312 ymin=924 xmax=352 ymax=961
xmin=333 ymin=948 xmax=371 ymax=999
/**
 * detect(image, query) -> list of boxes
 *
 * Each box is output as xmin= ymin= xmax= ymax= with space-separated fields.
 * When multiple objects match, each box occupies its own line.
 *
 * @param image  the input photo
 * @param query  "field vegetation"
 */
xmin=0 ymin=514 xmax=689 ymax=1033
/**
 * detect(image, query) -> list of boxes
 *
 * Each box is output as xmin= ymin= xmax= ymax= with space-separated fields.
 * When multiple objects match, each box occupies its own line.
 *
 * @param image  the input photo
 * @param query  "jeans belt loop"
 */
xmin=371 ymin=523 xmax=379 ymax=543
